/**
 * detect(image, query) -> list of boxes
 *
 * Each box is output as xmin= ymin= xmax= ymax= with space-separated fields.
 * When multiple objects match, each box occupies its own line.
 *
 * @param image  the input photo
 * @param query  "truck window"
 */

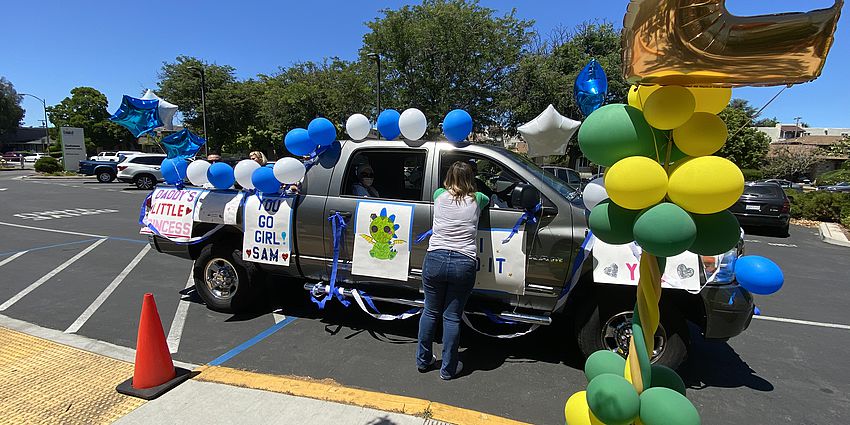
xmin=438 ymin=152 xmax=525 ymax=209
xmin=343 ymin=150 xmax=427 ymax=202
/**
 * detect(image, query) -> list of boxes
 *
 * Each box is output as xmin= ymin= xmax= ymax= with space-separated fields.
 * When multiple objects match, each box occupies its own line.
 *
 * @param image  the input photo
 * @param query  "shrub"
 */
xmin=34 ymin=156 xmax=62 ymax=173
xmin=741 ymin=168 xmax=763 ymax=181
xmin=842 ymin=213 xmax=850 ymax=230
xmin=841 ymin=160 xmax=850 ymax=170
xmin=816 ymin=169 xmax=850 ymax=185
xmin=786 ymin=190 xmax=850 ymax=222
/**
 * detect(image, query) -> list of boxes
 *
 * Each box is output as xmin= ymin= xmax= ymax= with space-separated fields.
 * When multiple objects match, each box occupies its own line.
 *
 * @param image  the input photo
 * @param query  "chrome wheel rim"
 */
xmin=601 ymin=311 xmax=667 ymax=362
xmin=138 ymin=176 xmax=153 ymax=189
xmin=204 ymin=258 xmax=238 ymax=300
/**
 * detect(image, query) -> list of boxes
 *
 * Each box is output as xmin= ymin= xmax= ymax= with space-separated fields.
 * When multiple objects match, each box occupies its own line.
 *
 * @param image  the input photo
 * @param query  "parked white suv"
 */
xmin=24 ymin=153 xmax=48 ymax=163
xmin=117 ymin=154 xmax=167 ymax=190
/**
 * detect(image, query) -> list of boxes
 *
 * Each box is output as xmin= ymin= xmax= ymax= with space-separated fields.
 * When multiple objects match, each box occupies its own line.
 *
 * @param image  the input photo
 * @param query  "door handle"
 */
xmin=329 ymin=210 xmax=352 ymax=219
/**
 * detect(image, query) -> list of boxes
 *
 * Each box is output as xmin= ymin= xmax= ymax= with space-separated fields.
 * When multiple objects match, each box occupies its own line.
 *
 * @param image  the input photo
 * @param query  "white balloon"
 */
xmin=273 ymin=157 xmax=306 ymax=184
xmin=399 ymin=108 xmax=427 ymax=140
xmin=582 ymin=177 xmax=608 ymax=210
xmin=234 ymin=159 xmax=261 ymax=189
xmin=518 ymin=104 xmax=581 ymax=157
xmin=141 ymin=89 xmax=179 ymax=130
xmin=346 ymin=114 xmax=372 ymax=140
xmin=186 ymin=160 xmax=210 ymax=186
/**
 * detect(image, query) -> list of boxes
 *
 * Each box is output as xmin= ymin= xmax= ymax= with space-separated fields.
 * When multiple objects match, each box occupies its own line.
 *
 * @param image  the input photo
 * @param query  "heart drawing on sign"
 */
xmin=246 ymin=249 xmax=252 ymax=256
xmin=604 ymin=263 xmax=618 ymax=278
xmin=677 ymin=263 xmax=694 ymax=279
xmin=281 ymin=253 xmax=289 ymax=261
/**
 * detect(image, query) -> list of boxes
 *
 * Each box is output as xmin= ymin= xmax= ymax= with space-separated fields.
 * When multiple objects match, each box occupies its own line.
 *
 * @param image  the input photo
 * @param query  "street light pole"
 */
xmin=188 ymin=66 xmax=209 ymax=156
xmin=794 ymin=116 xmax=802 ymax=138
xmin=366 ymin=53 xmax=381 ymax=115
xmin=21 ymin=93 xmax=50 ymax=153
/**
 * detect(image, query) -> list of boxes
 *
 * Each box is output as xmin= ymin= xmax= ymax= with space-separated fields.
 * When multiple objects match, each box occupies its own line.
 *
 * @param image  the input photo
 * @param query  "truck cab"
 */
xmin=147 ymin=139 xmax=753 ymax=368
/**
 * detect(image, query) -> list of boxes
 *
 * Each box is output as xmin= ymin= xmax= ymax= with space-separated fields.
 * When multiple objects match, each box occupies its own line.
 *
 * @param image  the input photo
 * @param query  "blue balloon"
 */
xmin=442 ymin=109 xmax=472 ymax=142
xmin=161 ymin=158 xmax=188 ymax=184
xmin=285 ymin=128 xmax=316 ymax=156
xmin=161 ymin=129 xmax=206 ymax=159
xmin=207 ymin=162 xmax=235 ymax=189
xmin=109 ymin=95 xmax=163 ymax=138
xmin=574 ymin=59 xmax=609 ymax=117
xmin=377 ymin=109 xmax=401 ymax=140
xmin=252 ymin=167 xmax=281 ymax=194
xmin=735 ymin=255 xmax=784 ymax=295
xmin=307 ymin=117 xmax=337 ymax=148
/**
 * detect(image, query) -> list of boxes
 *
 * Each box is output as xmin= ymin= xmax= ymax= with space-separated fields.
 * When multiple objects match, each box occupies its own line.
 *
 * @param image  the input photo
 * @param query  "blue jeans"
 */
xmin=416 ymin=249 xmax=476 ymax=378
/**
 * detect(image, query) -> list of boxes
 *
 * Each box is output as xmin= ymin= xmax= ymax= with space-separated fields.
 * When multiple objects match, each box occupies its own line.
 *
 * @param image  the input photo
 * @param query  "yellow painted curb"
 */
xmin=194 ymin=365 xmax=530 ymax=425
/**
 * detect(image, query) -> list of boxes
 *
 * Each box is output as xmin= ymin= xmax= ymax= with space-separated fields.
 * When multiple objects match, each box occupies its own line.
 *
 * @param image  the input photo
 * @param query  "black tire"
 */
xmin=96 ymin=170 xmax=115 ymax=183
xmin=134 ymin=174 xmax=156 ymax=190
xmin=193 ymin=243 xmax=258 ymax=313
xmin=574 ymin=289 xmax=689 ymax=370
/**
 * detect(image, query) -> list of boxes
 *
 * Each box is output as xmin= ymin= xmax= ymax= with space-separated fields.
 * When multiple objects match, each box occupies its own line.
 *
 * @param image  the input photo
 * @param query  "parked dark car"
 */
xmin=542 ymin=166 xmax=582 ymax=190
xmin=819 ymin=181 xmax=850 ymax=193
xmin=730 ymin=182 xmax=791 ymax=235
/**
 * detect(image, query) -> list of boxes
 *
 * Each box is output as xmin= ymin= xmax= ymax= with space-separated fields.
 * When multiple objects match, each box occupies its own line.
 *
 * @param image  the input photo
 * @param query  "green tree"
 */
xmin=361 ymin=0 xmax=533 ymax=136
xmin=46 ymin=87 xmax=134 ymax=151
xmin=0 ymin=77 xmax=24 ymax=136
xmin=763 ymin=146 xmax=821 ymax=180
xmin=753 ymin=117 xmax=778 ymax=127
xmin=716 ymin=99 xmax=770 ymax=170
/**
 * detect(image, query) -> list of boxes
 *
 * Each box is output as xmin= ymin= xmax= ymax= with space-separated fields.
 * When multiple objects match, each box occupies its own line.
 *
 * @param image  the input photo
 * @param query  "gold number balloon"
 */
xmin=622 ymin=0 xmax=843 ymax=86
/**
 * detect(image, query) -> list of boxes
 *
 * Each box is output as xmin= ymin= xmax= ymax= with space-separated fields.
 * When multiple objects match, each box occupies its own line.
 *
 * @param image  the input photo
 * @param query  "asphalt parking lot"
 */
xmin=1 ymin=170 xmax=849 ymax=424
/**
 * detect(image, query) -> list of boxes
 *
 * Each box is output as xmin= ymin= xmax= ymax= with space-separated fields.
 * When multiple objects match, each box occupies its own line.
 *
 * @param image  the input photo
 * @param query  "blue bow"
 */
xmin=312 ymin=212 xmax=350 ymax=309
xmin=502 ymin=203 xmax=541 ymax=244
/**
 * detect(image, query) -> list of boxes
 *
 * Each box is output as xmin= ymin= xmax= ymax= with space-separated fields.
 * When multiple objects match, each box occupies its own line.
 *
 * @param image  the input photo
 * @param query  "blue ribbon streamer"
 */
xmin=501 ymin=203 xmax=541 ymax=244
xmin=358 ymin=291 xmax=420 ymax=318
xmin=312 ymin=212 xmax=350 ymax=309
xmin=414 ymin=229 xmax=432 ymax=244
xmin=482 ymin=308 xmax=517 ymax=325
xmin=553 ymin=230 xmax=594 ymax=311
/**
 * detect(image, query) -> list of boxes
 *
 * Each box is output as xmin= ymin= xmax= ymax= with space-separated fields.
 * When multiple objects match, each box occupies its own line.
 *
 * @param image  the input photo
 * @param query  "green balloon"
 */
xmin=689 ymin=210 xmax=741 ymax=255
xmin=586 ymin=374 xmax=641 ymax=425
xmin=578 ymin=104 xmax=656 ymax=167
xmin=588 ymin=200 xmax=641 ymax=245
xmin=639 ymin=387 xmax=701 ymax=425
xmin=650 ymin=364 xmax=687 ymax=396
xmin=633 ymin=203 xmax=697 ymax=257
xmin=584 ymin=350 xmax=627 ymax=382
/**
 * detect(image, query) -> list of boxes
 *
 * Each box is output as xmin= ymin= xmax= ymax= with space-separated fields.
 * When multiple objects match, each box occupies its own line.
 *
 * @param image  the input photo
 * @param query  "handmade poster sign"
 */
xmin=352 ymin=200 xmax=414 ymax=281
xmin=592 ymin=238 xmax=700 ymax=291
xmin=242 ymin=195 xmax=293 ymax=266
xmin=141 ymin=187 xmax=203 ymax=242
xmin=474 ymin=228 xmax=526 ymax=295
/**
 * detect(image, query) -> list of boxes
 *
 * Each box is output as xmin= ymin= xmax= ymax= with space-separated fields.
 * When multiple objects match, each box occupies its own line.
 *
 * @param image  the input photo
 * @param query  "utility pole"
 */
xmin=21 ymin=93 xmax=50 ymax=152
xmin=794 ymin=116 xmax=802 ymax=138
xmin=188 ymin=66 xmax=209 ymax=156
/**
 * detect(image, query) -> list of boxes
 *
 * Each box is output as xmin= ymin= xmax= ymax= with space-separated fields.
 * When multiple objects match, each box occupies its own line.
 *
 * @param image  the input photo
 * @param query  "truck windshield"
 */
xmin=496 ymin=147 xmax=579 ymax=199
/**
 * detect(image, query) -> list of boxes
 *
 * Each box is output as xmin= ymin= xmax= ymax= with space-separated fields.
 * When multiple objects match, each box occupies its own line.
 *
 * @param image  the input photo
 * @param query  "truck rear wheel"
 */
xmin=193 ymin=243 xmax=257 ymax=313
xmin=97 ymin=170 xmax=115 ymax=183
xmin=574 ymin=291 xmax=689 ymax=370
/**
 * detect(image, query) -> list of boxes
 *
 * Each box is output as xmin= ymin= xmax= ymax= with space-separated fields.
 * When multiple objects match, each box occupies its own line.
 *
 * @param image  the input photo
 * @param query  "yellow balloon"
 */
xmin=668 ymin=156 xmax=744 ymax=214
xmin=605 ymin=157 xmax=668 ymax=210
xmin=565 ymin=391 xmax=604 ymax=425
xmin=672 ymin=112 xmax=728 ymax=157
xmin=627 ymin=84 xmax=660 ymax=110
xmin=688 ymin=87 xmax=732 ymax=114
xmin=642 ymin=86 xmax=695 ymax=130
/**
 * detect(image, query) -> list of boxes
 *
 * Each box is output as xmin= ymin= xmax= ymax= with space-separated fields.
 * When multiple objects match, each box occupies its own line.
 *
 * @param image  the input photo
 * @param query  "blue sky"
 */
xmin=3 ymin=0 xmax=847 ymax=128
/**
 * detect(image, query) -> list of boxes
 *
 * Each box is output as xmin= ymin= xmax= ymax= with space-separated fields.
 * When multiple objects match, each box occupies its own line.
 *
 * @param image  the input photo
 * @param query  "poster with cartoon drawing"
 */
xmin=242 ymin=195 xmax=293 ymax=266
xmin=352 ymin=200 xmax=414 ymax=281
xmin=592 ymin=239 xmax=700 ymax=291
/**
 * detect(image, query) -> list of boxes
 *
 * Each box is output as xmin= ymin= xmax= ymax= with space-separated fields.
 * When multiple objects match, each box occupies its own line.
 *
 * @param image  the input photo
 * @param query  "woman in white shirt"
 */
xmin=416 ymin=161 xmax=488 ymax=380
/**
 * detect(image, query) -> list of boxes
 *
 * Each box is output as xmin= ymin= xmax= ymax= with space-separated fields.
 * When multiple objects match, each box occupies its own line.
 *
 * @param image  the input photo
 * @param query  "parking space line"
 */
xmin=754 ymin=315 xmax=850 ymax=330
xmin=0 ymin=251 xmax=28 ymax=268
xmin=207 ymin=316 xmax=298 ymax=366
xmin=0 ymin=238 xmax=107 ymax=311
xmin=64 ymin=245 xmax=151 ymax=334
xmin=0 ymin=221 xmax=106 ymax=238
xmin=0 ymin=238 xmax=102 ymax=258
xmin=166 ymin=271 xmax=195 ymax=353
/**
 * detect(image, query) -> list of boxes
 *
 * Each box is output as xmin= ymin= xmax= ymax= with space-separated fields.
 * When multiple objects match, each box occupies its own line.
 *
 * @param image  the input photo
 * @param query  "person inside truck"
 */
xmin=351 ymin=164 xmax=380 ymax=197
xmin=416 ymin=161 xmax=489 ymax=380
xmin=249 ymin=151 xmax=267 ymax=166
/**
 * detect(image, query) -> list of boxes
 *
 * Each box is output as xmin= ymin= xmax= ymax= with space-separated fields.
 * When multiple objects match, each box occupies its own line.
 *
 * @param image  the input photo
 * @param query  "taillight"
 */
xmin=117 ymin=165 xmax=128 ymax=171
xmin=781 ymin=199 xmax=790 ymax=213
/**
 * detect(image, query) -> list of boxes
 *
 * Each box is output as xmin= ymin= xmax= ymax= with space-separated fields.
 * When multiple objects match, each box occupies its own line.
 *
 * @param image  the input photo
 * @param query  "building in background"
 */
xmin=757 ymin=123 xmax=850 ymax=143
xmin=0 ymin=127 xmax=48 ymax=153
xmin=769 ymin=134 xmax=849 ymax=177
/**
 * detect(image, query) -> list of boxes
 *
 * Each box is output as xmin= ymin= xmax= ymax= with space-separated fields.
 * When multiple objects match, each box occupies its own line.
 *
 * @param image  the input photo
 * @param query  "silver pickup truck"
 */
xmin=147 ymin=139 xmax=753 ymax=368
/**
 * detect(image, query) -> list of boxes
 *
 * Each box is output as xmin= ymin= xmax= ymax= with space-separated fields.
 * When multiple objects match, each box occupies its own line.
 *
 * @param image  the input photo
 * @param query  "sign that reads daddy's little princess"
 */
xmin=141 ymin=187 xmax=202 ymax=242
xmin=242 ymin=195 xmax=293 ymax=266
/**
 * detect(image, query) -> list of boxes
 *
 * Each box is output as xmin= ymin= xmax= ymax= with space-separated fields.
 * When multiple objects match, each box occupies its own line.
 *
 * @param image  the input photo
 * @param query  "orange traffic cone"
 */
xmin=117 ymin=293 xmax=191 ymax=400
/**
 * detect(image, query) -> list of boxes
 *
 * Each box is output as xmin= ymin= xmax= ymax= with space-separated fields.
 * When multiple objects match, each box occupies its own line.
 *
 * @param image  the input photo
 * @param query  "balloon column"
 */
xmin=565 ymin=84 xmax=786 ymax=425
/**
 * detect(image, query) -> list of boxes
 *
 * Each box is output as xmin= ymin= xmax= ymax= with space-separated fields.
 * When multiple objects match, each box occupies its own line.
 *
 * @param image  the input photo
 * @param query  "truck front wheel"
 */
xmin=193 ymin=244 xmax=257 ymax=313
xmin=575 ymin=293 xmax=689 ymax=370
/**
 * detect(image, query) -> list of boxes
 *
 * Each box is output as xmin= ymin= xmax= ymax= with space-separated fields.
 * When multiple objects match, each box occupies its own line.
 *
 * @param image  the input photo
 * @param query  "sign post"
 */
xmin=60 ymin=127 xmax=87 ymax=172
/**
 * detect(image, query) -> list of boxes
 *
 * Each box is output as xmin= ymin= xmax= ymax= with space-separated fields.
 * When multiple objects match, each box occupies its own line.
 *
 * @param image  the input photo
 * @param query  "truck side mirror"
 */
xmin=511 ymin=183 xmax=540 ymax=211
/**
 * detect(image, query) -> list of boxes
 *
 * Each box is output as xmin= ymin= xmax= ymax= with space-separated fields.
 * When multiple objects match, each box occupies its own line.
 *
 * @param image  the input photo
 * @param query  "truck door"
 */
xmin=323 ymin=145 xmax=432 ymax=289
xmin=435 ymin=149 xmax=537 ymax=296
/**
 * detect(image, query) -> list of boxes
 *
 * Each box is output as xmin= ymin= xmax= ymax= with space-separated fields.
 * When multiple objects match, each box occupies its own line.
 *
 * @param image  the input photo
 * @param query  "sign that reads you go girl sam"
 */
xmin=141 ymin=187 xmax=203 ymax=242
xmin=242 ymin=195 xmax=294 ymax=266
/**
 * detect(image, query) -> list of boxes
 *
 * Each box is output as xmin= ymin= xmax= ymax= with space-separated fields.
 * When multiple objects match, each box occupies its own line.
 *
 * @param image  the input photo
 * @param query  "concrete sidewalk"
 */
xmin=114 ymin=379 xmax=438 ymax=425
